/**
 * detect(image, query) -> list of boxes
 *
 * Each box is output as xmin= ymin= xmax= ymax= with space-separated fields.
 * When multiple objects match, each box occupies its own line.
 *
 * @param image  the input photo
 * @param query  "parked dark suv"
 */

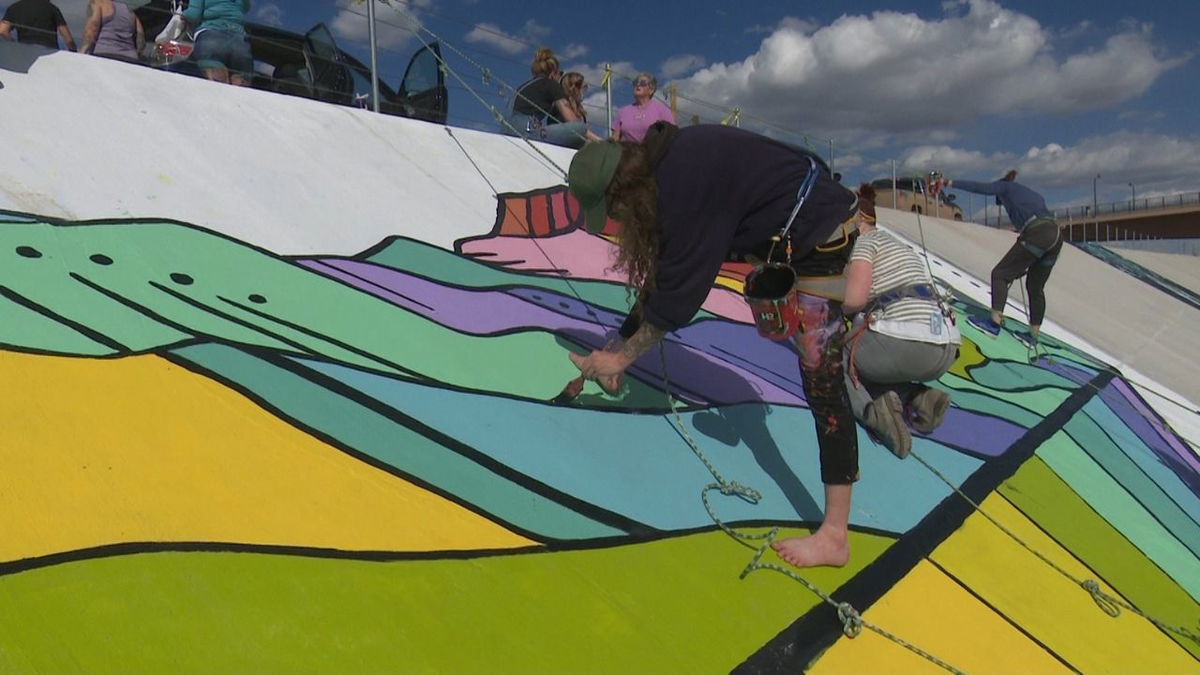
xmin=135 ymin=2 xmax=448 ymax=124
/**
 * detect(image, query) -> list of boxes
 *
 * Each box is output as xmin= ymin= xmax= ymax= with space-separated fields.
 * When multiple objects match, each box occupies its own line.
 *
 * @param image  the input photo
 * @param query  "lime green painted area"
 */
xmin=171 ymin=342 xmax=624 ymax=541
xmin=0 ymin=295 xmax=114 ymax=355
xmin=1000 ymin=456 xmax=1200 ymax=659
xmin=1035 ymin=430 xmax=1200 ymax=602
xmin=367 ymin=236 xmax=718 ymax=322
xmin=0 ymin=221 xmax=584 ymax=400
xmin=0 ymin=529 xmax=894 ymax=673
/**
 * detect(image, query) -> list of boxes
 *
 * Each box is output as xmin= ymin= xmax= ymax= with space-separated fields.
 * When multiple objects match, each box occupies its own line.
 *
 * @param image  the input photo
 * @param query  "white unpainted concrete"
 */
xmin=1106 ymin=247 xmax=1200 ymax=297
xmin=0 ymin=43 xmax=576 ymax=254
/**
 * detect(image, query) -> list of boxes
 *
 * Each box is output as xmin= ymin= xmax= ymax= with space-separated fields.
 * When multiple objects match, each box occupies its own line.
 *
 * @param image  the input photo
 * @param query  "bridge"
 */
xmin=1053 ymin=192 xmax=1200 ymax=242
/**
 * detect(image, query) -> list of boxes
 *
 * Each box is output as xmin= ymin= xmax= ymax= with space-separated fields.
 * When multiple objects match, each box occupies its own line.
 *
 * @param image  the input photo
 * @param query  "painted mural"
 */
xmin=1 ymin=188 xmax=1199 ymax=673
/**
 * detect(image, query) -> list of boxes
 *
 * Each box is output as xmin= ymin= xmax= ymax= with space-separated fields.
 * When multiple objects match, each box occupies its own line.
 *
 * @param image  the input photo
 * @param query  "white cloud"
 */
xmin=669 ymin=0 xmax=1185 ymax=138
xmin=897 ymin=132 xmax=1200 ymax=202
xmin=660 ymin=54 xmax=707 ymax=78
xmin=463 ymin=19 xmax=550 ymax=56
xmin=330 ymin=0 xmax=422 ymax=51
xmin=559 ymin=43 xmax=588 ymax=59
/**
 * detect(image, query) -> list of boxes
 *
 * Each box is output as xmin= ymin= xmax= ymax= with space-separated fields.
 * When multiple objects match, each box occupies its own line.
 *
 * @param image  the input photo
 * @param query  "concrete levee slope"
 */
xmin=4 ymin=42 xmax=1200 ymax=674
xmin=881 ymin=208 xmax=1200 ymax=408
xmin=1106 ymin=246 xmax=1200 ymax=297
xmin=0 ymin=44 xmax=575 ymax=254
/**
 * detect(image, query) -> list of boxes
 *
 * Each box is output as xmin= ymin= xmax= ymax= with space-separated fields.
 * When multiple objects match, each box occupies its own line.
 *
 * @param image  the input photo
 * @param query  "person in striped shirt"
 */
xmin=842 ymin=184 xmax=960 ymax=459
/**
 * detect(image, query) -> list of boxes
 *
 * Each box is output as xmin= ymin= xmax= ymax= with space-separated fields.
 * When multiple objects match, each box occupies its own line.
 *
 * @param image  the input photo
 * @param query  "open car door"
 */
xmin=395 ymin=42 xmax=448 ymax=124
xmin=304 ymin=23 xmax=353 ymax=104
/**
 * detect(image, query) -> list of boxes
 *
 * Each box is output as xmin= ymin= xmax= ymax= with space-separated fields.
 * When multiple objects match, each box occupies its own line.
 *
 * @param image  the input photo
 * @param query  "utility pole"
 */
xmin=1092 ymin=173 xmax=1101 ymax=228
xmin=366 ymin=0 xmax=380 ymax=113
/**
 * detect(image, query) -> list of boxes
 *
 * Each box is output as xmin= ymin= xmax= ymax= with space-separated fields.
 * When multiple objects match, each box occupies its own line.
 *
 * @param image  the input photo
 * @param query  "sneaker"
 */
xmin=863 ymin=390 xmax=912 ymax=459
xmin=908 ymin=386 xmax=950 ymax=435
xmin=967 ymin=315 xmax=1001 ymax=338
xmin=1013 ymin=331 xmax=1038 ymax=350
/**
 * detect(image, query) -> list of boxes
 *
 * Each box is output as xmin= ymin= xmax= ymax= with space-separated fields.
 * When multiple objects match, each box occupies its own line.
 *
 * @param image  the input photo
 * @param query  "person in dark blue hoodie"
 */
xmin=566 ymin=123 xmax=864 ymax=569
xmin=930 ymin=170 xmax=1061 ymax=346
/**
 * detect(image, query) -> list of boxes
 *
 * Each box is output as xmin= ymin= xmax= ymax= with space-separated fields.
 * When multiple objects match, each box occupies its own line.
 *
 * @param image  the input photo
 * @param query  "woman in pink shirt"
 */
xmin=611 ymin=72 xmax=675 ymax=142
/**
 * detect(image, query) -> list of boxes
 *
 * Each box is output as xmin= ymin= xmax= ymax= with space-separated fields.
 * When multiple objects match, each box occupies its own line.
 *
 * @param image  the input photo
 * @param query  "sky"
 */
xmin=13 ymin=0 xmax=1200 ymax=213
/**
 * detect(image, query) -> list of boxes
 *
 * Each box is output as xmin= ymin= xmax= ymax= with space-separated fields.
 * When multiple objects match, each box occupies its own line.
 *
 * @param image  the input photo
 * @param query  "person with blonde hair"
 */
xmin=611 ymin=72 xmax=675 ymax=143
xmin=559 ymin=71 xmax=602 ymax=143
xmin=505 ymin=47 xmax=590 ymax=148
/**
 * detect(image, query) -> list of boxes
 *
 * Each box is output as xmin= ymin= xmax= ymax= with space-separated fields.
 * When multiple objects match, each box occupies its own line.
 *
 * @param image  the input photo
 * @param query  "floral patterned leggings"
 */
xmin=792 ymin=291 xmax=859 ymax=485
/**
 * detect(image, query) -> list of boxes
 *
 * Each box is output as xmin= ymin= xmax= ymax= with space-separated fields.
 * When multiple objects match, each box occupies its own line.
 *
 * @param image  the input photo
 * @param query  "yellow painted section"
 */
xmin=0 ymin=351 xmax=535 ymax=562
xmin=931 ymin=494 xmax=1197 ymax=673
xmin=811 ymin=559 xmax=1068 ymax=674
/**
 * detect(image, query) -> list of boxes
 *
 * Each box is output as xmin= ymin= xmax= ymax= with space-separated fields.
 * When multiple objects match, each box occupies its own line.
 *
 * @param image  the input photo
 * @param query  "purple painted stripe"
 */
xmin=300 ymin=258 xmax=804 ymax=407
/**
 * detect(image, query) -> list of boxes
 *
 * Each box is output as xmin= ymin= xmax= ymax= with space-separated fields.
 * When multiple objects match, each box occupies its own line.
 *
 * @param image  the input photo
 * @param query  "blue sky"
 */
xmin=28 ymin=0 xmax=1200 ymax=212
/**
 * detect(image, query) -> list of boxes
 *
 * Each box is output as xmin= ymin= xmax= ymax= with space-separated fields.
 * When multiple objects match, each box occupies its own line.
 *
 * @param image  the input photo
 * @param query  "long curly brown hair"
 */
xmin=605 ymin=143 xmax=659 ymax=294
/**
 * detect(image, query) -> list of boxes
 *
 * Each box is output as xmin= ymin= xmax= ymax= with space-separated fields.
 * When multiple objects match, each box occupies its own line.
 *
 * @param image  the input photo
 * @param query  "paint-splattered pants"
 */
xmin=792 ymin=292 xmax=859 ymax=485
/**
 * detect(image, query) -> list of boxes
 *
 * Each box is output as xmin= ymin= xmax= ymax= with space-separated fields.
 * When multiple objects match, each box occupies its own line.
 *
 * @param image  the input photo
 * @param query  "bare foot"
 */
xmin=771 ymin=530 xmax=849 ymax=568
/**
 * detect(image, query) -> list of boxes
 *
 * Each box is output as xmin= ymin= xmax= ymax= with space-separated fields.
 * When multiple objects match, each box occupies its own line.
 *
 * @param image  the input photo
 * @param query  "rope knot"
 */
xmin=1082 ymin=579 xmax=1121 ymax=618
xmin=836 ymin=602 xmax=863 ymax=638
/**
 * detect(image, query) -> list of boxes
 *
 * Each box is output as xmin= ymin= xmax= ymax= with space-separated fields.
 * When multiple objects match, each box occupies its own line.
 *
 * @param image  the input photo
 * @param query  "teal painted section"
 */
xmin=938 ymin=378 xmax=1049 ymax=429
xmin=1037 ymin=429 xmax=1200 ymax=603
xmin=1081 ymin=398 xmax=1200 ymax=527
xmin=0 ymin=221 xmax=584 ymax=400
xmin=170 ymin=343 xmax=625 ymax=541
xmin=293 ymin=355 xmax=984 ymax=535
xmin=1064 ymin=405 xmax=1200 ymax=558
xmin=965 ymin=357 xmax=1080 ymax=391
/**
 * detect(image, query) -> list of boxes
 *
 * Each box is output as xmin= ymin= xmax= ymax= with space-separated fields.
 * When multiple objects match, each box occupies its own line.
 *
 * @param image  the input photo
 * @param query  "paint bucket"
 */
xmin=743 ymin=263 xmax=800 ymax=340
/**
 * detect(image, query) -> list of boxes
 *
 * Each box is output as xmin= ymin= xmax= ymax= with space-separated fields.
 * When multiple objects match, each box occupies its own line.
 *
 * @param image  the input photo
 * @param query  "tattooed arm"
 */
xmin=569 ymin=322 xmax=665 ymax=384
xmin=80 ymin=0 xmax=100 ymax=54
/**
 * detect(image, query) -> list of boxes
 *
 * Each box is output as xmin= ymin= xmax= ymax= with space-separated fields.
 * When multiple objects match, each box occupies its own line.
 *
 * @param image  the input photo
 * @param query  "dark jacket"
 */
xmin=641 ymin=124 xmax=855 ymax=332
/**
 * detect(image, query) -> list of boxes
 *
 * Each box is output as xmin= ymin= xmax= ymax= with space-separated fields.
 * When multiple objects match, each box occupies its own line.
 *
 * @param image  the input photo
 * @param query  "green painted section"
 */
xmin=0 ymin=529 xmax=894 ymax=673
xmin=366 ymin=236 xmax=719 ymax=322
xmin=0 ymin=294 xmax=115 ymax=356
xmin=1063 ymin=406 xmax=1200 ymax=557
xmin=0 ymin=221 xmax=583 ymax=400
xmin=1035 ymin=430 xmax=1200 ymax=602
xmin=171 ymin=342 xmax=624 ymax=541
xmin=1000 ymin=456 xmax=1200 ymax=659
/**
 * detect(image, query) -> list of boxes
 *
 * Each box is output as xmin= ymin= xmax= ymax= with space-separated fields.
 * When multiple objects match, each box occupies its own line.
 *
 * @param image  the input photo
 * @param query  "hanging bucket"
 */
xmin=743 ymin=263 xmax=800 ymax=340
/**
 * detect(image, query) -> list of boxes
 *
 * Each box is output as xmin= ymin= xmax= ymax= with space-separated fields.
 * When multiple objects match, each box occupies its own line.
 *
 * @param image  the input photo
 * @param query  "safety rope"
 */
xmin=901 ymin=204 xmax=1200 ymax=647
xmin=656 ymin=348 xmax=967 ymax=673
xmin=907 ymin=448 xmax=1200 ymax=646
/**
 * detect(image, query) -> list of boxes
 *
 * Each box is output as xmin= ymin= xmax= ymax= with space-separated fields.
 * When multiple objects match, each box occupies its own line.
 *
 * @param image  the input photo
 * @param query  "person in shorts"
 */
xmin=183 ymin=0 xmax=251 ymax=86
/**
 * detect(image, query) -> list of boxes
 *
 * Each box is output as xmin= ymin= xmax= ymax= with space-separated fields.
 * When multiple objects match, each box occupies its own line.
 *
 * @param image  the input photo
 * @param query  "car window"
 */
xmin=400 ymin=46 xmax=439 ymax=96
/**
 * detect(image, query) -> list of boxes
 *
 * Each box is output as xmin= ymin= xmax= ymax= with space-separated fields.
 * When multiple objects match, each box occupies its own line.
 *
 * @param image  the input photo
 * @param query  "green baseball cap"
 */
xmin=568 ymin=142 xmax=623 ymax=234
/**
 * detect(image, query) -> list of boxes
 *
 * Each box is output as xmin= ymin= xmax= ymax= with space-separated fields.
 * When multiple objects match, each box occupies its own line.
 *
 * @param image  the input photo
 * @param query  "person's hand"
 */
xmin=569 ymin=350 xmax=630 ymax=394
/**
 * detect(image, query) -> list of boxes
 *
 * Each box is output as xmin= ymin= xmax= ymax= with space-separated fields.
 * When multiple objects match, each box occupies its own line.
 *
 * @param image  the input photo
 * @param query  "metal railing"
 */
xmin=1055 ymin=191 xmax=1200 ymax=222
